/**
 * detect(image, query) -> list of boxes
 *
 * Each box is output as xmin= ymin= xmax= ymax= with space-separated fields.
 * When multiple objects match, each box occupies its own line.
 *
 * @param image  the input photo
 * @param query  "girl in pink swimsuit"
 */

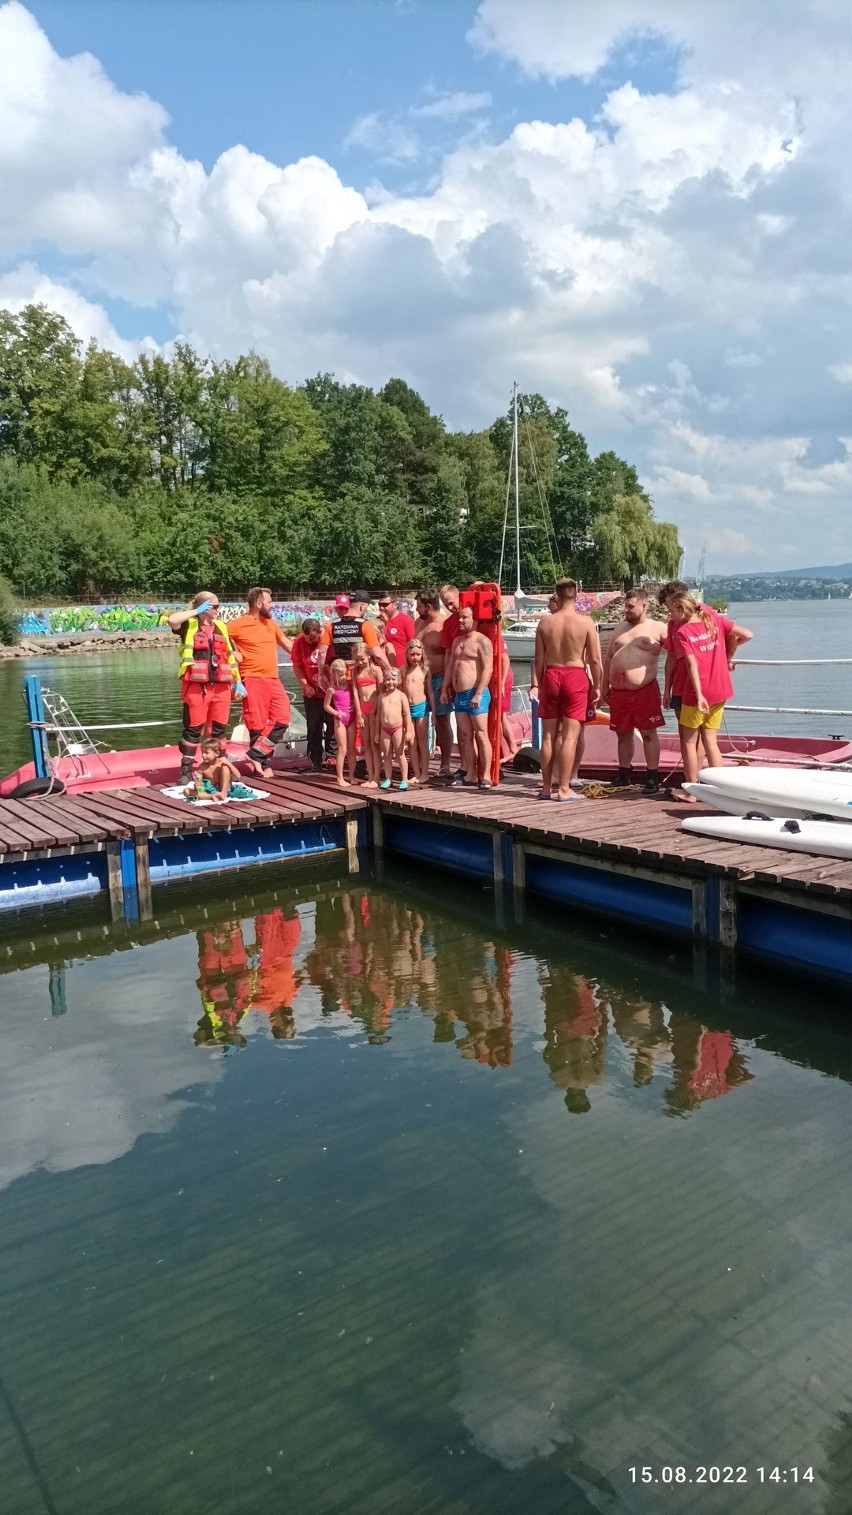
xmin=324 ymin=659 xmax=358 ymax=787
xmin=351 ymin=639 xmax=381 ymax=788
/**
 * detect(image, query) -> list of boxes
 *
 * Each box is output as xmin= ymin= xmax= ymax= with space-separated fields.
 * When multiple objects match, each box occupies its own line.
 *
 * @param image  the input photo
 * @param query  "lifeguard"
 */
xmin=167 ymin=591 xmax=244 ymax=785
xmin=228 ymin=587 xmax=294 ymax=777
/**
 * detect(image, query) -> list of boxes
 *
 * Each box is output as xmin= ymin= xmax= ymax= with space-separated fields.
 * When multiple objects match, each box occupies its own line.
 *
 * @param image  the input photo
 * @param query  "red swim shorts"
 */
xmin=608 ymin=681 xmax=664 ymax=735
xmin=241 ymin=676 xmax=291 ymax=733
xmin=537 ymin=665 xmax=592 ymax=722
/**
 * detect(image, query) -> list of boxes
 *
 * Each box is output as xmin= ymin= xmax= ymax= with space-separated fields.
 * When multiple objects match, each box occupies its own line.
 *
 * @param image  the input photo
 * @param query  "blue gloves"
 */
xmin=235 ymin=681 xmax=248 ymax=699
xmin=195 ymin=599 xmax=213 ymax=615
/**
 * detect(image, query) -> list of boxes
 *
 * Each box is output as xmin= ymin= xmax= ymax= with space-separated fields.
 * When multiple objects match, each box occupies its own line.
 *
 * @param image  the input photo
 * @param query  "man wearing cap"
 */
xmin=317 ymin=592 xmax=389 ymax=677
xmin=377 ymin=592 xmax=415 ymax=667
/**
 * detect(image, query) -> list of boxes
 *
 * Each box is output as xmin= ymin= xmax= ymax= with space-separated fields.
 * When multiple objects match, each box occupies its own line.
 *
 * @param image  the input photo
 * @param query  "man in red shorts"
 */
xmin=600 ymin=586 xmax=667 ymax=792
xmin=228 ymin=587 xmax=294 ymax=777
xmin=534 ymin=578 xmax=602 ymax=801
xmin=167 ymin=590 xmax=245 ymax=785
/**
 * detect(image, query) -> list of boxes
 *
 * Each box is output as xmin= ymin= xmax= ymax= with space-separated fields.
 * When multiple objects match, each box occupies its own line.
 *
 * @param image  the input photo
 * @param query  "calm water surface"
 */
xmin=0 ymin=601 xmax=849 ymax=775
xmin=0 ymin=864 xmax=850 ymax=1513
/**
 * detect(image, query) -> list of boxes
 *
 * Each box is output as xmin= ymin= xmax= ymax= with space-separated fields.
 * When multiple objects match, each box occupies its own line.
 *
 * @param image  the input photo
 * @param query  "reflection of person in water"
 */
xmin=609 ymin=991 xmax=672 ymax=1086
xmin=249 ymin=909 xmax=302 ymax=1040
xmin=194 ymin=908 xmax=302 ymax=1047
xmin=194 ymin=922 xmax=253 ymax=1048
xmin=453 ymin=942 xmax=514 ymax=1068
xmin=664 ymin=1014 xmax=753 ymax=1114
xmin=540 ymin=968 xmax=607 ymax=1112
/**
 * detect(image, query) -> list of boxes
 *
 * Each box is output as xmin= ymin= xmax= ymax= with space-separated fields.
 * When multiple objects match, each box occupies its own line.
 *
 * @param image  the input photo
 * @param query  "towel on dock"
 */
xmin=161 ymin=782 xmax=269 ymax=806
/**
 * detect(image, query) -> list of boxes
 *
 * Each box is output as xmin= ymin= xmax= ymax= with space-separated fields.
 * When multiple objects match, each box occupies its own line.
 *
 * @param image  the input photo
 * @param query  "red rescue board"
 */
xmin=460 ymin=582 xmax=503 ymax=786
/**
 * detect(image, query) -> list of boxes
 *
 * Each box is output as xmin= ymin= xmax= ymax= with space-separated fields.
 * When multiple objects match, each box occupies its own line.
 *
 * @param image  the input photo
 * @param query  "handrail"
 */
xmin=726 ymin=705 xmax=852 ymax=717
xmin=30 ymin=718 xmax=178 ymax=733
xmin=732 ymin=658 xmax=852 ymax=666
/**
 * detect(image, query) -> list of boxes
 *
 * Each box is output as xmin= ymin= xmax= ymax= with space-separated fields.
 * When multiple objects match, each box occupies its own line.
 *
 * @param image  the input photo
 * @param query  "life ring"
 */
xmin=7 ymin=777 xmax=66 ymax=799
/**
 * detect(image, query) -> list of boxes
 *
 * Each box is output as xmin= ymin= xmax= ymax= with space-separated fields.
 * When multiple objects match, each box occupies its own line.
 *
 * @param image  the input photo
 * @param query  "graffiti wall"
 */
xmin=18 ymin=590 xmax=620 ymax=637
xmin=18 ymin=601 xmax=338 ymax=636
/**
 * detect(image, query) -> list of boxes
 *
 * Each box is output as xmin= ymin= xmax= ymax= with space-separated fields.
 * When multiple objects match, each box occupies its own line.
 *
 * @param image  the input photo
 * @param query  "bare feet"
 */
xmin=675 ymin=788 xmax=698 ymax=803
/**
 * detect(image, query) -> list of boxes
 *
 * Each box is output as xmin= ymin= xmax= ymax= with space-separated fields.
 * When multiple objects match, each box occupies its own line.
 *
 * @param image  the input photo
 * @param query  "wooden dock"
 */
xmin=0 ymin=769 xmax=849 ymax=985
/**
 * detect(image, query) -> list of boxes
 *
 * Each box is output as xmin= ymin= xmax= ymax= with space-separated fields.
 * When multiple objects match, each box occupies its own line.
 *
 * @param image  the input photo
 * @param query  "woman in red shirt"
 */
xmin=667 ymin=594 xmax=752 ymax=796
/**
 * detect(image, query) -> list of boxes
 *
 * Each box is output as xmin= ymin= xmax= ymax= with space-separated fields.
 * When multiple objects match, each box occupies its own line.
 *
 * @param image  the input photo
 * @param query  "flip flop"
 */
xmin=554 ymin=792 xmax=586 ymax=802
xmin=536 ymin=791 xmax=552 ymax=800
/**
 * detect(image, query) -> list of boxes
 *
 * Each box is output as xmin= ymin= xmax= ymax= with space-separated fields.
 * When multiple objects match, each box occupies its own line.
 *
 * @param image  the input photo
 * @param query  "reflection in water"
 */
xmin=1 ymin=875 xmax=850 ymax=1515
xmin=189 ymin=887 xmax=753 ymax=1120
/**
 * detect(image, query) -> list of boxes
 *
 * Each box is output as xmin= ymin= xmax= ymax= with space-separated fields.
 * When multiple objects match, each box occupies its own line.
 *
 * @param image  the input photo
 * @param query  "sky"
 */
xmin=2 ymin=0 xmax=852 ymax=574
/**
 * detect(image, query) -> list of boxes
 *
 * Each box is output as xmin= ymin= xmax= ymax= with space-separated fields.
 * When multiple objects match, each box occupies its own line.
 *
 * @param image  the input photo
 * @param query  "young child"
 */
xmin=378 ymin=668 xmax=413 ymax=791
xmin=666 ymin=593 xmax=752 ymax=798
xmin=351 ymin=639 xmax=381 ymax=788
xmin=324 ymin=658 xmax=358 ymax=787
xmin=403 ymin=638 xmax=434 ymax=784
xmin=185 ymin=739 xmax=243 ymax=802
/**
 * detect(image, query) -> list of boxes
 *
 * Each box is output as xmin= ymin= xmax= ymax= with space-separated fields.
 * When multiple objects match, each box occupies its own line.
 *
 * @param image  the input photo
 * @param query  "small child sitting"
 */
xmin=186 ymin=739 xmax=243 ymax=802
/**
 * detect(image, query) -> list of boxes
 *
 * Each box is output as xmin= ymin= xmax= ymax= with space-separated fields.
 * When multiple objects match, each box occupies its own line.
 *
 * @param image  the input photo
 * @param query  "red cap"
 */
xmin=335 ymin=593 xmax=350 ymax=609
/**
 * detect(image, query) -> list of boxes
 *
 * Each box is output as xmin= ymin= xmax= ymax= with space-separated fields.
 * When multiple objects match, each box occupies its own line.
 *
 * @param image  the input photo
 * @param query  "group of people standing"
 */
xmin=167 ymin=577 xmax=752 ymax=801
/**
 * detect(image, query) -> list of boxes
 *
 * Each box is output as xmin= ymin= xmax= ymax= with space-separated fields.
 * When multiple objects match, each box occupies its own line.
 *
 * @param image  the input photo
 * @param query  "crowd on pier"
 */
xmin=167 ymin=579 xmax=752 ymax=801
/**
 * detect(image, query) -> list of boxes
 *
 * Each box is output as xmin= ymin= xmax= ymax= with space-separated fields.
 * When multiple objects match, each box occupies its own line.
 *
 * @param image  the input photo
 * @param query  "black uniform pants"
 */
xmin=304 ymin=696 xmax=337 ymax=766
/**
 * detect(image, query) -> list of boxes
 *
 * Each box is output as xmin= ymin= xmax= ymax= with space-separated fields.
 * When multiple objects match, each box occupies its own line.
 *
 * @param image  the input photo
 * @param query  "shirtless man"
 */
xmin=443 ymin=605 xmax=494 ymax=787
xmin=601 ymin=586 xmax=667 ymax=792
xmin=416 ymin=589 xmax=453 ymax=778
xmin=534 ymin=578 xmax=602 ymax=801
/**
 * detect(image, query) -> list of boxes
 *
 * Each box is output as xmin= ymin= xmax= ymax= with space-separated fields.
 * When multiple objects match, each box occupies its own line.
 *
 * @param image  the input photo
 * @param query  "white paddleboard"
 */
xmin=683 ymin=782 xmax=837 ymax=820
xmin=681 ymin=812 xmax=852 ymax=860
xmin=696 ymin=766 xmax=852 ymax=821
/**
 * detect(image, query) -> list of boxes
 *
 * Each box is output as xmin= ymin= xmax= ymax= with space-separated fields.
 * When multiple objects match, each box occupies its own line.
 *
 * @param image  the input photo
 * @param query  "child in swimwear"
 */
xmin=378 ymin=668 xmax=413 ymax=791
xmin=403 ymin=638 xmax=434 ymax=784
xmin=351 ymin=638 xmax=380 ymax=788
xmin=324 ymin=659 xmax=357 ymax=787
xmin=185 ymin=739 xmax=242 ymax=802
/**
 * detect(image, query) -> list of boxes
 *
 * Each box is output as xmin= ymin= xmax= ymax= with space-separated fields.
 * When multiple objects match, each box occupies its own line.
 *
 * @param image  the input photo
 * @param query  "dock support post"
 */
xmin=719 ymin=881 xmax=738 ymax=952
xmin=492 ymin=831 xmax=504 ymax=888
xmin=135 ymin=838 xmax=153 ymax=922
xmin=346 ymin=815 xmax=360 ymax=875
xmin=106 ymin=841 xmax=124 ymax=923
xmin=372 ymin=805 xmax=384 ymax=879
xmin=512 ymin=842 xmax=526 ymax=925
xmin=119 ymin=839 xmax=139 ymax=923
xmin=691 ymin=880 xmax=707 ymax=946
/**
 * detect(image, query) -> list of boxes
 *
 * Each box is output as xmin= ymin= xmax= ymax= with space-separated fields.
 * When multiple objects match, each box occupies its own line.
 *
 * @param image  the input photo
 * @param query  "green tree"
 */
xmin=0 ymin=305 xmax=82 ymax=476
xmin=205 ymin=355 xmax=326 ymax=499
xmin=588 ymin=492 xmax=681 ymax=588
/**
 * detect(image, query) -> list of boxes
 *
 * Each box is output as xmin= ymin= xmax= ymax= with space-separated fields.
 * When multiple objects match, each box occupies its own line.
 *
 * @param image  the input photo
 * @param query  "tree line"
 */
xmin=0 ymin=304 xmax=681 ymax=600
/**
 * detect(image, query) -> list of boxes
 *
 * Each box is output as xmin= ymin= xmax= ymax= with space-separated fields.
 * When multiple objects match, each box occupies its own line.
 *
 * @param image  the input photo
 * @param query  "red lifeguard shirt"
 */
xmin=671 ymin=610 xmax=735 ymax=705
xmin=667 ymin=604 xmax=710 ymax=698
xmin=382 ymin=611 xmax=416 ymax=661
xmin=440 ymin=612 xmax=461 ymax=650
xmin=291 ymin=633 xmax=323 ymax=696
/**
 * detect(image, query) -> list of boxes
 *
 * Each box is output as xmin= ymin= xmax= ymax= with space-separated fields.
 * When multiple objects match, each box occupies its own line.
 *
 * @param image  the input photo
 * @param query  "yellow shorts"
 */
xmin=679 ymin=702 xmax=724 ymax=731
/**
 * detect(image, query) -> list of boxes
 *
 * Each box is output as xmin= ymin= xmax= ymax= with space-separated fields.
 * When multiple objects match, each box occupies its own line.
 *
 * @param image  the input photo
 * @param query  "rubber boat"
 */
xmin=681 ymin=812 xmax=852 ymax=861
xmin=2 ymin=680 xmax=850 ymax=799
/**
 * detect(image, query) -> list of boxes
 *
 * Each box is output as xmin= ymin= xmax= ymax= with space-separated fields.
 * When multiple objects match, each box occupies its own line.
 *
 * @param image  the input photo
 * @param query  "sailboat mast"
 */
xmin=513 ymin=382 xmax=523 ymax=598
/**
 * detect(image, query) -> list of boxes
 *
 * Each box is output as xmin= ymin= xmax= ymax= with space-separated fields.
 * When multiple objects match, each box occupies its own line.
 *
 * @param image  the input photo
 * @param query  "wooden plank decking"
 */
xmin=0 ymin=768 xmax=850 ymax=914
xmin=300 ymin=769 xmax=852 ymax=904
xmin=0 ymin=774 xmax=366 ymax=859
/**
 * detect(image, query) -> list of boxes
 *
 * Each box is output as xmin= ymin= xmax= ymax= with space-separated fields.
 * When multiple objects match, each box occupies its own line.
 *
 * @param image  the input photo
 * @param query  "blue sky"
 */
xmin=3 ymin=0 xmax=852 ymax=572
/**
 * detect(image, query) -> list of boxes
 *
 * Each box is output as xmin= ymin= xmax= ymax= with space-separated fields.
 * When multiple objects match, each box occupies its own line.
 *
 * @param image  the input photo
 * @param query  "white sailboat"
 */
xmin=499 ymin=383 xmax=553 ymax=658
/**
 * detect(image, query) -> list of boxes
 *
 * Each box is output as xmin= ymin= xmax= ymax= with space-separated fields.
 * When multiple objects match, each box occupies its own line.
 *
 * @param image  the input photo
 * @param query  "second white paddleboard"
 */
xmin=681 ymin=812 xmax=852 ymax=860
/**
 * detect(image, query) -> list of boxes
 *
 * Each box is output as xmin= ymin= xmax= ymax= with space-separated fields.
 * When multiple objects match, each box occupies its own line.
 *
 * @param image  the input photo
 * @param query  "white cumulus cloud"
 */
xmin=1 ymin=0 xmax=851 ymax=570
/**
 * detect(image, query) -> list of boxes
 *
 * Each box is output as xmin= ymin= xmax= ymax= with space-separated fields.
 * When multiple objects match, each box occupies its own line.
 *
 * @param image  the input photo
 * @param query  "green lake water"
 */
xmin=0 ymin=863 xmax=850 ymax=1514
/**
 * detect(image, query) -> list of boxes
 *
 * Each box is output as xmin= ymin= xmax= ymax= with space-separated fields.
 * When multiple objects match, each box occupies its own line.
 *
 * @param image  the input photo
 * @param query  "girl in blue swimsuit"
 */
xmin=403 ymin=638 xmax=434 ymax=784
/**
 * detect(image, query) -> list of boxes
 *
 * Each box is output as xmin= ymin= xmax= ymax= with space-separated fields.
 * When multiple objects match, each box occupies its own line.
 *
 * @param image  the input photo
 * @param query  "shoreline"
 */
xmin=0 ymin=631 xmax=176 ymax=659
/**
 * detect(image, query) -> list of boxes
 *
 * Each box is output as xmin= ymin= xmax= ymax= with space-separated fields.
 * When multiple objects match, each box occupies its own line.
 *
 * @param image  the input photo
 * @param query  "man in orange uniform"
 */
xmin=228 ymin=587 xmax=294 ymax=777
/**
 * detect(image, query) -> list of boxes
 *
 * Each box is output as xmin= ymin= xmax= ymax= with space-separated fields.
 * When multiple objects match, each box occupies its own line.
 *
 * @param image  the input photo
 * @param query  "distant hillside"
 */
xmin=750 ymin=563 xmax=852 ymax=579
xmin=704 ymin=573 xmax=851 ymax=602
